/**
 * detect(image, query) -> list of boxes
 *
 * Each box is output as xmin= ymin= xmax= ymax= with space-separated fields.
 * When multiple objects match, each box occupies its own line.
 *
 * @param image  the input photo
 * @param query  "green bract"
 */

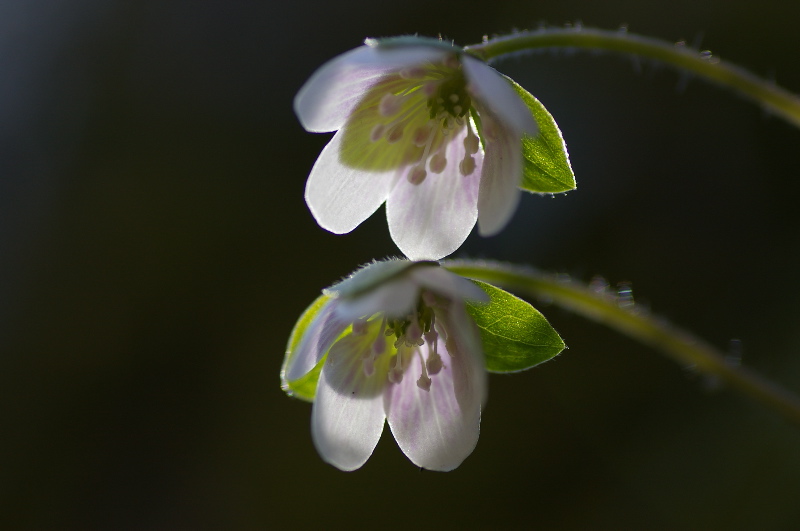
xmin=466 ymin=280 xmax=565 ymax=372
xmin=509 ymin=79 xmax=576 ymax=194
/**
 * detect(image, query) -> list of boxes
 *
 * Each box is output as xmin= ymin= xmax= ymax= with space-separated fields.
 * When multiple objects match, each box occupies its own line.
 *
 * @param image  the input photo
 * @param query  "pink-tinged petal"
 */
xmin=284 ymin=300 xmax=347 ymax=382
xmin=305 ymin=129 xmax=398 ymax=234
xmin=385 ymin=339 xmax=482 ymax=471
xmin=476 ymin=117 xmax=523 ymax=236
xmin=409 ymin=266 xmax=489 ymax=304
xmin=295 ymin=45 xmax=449 ymax=133
xmin=334 ymin=275 xmax=419 ymax=322
xmin=386 ymin=127 xmax=482 ymax=261
xmin=443 ymin=302 xmax=488 ymax=409
xmin=311 ymin=330 xmax=389 ymax=471
xmin=461 ymin=56 xmax=537 ymax=136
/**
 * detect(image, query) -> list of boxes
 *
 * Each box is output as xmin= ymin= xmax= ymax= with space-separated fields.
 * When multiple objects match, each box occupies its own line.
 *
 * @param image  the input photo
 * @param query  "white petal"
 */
xmin=386 ymin=128 xmax=481 ymax=260
xmin=409 ymin=266 xmax=489 ymax=304
xmin=283 ymin=300 xmax=346 ymax=382
xmin=305 ymin=129 xmax=398 ymax=234
xmin=444 ymin=302 xmax=488 ymax=409
xmin=385 ymin=337 xmax=482 ymax=471
xmin=462 ymin=56 xmax=537 ymax=136
xmin=476 ymin=117 xmax=523 ymax=236
xmin=311 ymin=333 xmax=388 ymax=471
xmin=295 ymin=45 xmax=449 ymax=133
xmin=335 ymin=275 xmax=419 ymax=322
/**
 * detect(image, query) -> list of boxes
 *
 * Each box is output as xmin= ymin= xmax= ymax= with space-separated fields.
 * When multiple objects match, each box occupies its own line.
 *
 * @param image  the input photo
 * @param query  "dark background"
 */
xmin=2 ymin=1 xmax=800 ymax=529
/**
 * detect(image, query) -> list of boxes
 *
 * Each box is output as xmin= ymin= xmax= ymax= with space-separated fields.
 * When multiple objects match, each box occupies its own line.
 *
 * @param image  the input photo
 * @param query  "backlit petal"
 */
xmin=385 ymin=339 xmax=481 ymax=471
xmin=334 ymin=275 xmax=419 ymax=322
xmin=284 ymin=300 xmax=347 ymax=382
xmin=462 ymin=56 xmax=537 ymax=135
xmin=386 ymin=127 xmax=482 ymax=260
xmin=409 ymin=266 xmax=488 ymax=304
xmin=476 ymin=116 xmax=523 ymax=236
xmin=295 ymin=45 xmax=448 ymax=133
xmin=311 ymin=329 xmax=389 ymax=471
xmin=305 ymin=129 xmax=398 ymax=234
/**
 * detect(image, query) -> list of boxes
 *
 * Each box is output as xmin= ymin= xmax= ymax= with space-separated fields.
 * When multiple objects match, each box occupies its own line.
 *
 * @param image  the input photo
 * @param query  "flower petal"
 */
xmin=476 ymin=115 xmax=523 ymax=236
xmin=295 ymin=45 xmax=449 ymax=133
xmin=385 ymin=338 xmax=482 ymax=471
xmin=334 ymin=274 xmax=419 ymax=322
xmin=305 ymin=129 xmax=398 ymax=234
xmin=283 ymin=300 xmax=346 ymax=382
xmin=462 ymin=56 xmax=538 ymax=136
xmin=311 ymin=329 xmax=389 ymax=471
xmin=386 ymin=127 xmax=482 ymax=260
xmin=409 ymin=266 xmax=489 ymax=304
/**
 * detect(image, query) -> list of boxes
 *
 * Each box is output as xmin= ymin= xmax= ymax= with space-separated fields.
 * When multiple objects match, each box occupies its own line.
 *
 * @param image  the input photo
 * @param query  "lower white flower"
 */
xmin=282 ymin=260 xmax=489 ymax=471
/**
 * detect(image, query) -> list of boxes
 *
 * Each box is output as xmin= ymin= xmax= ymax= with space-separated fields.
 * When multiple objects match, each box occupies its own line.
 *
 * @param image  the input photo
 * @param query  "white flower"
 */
xmin=295 ymin=37 xmax=538 ymax=261
xmin=281 ymin=260 xmax=489 ymax=471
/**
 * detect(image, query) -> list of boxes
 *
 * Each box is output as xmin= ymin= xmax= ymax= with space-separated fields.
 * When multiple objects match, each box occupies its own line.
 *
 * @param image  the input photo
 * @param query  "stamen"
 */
xmin=449 ymin=94 xmax=459 ymax=103
xmin=459 ymin=155 xmax=476 ymax=176
xmin=386 ymin=125 xmax=404 ymax=143
xmin=429 ymin=152 xmax=447 ymax=174
xmin=407 ymin=165 xmax=427 ymax=184
xmin=416 ymin=350 xmax=432 ymax=391
xmin=388 ymin=351 xmax=404 ymax=384
xmin=370 ymin=124 xmax=385 ymax=142
xmin=413 ymin=124 xmax=434 ymax=147
xmin=464 ymin=128 xmax=480 ymax=154
xmin=379 ymin=93 xmax=404 ymax=117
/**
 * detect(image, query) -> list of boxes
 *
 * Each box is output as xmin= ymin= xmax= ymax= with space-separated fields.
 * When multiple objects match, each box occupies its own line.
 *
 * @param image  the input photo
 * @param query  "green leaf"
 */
xmin=281 ymin=294 xmax=331 ymax=401
xmin=509 ymin=79 xmax=576 ymax=194
xmin=466 ymin=280 xmax=565 ymax=373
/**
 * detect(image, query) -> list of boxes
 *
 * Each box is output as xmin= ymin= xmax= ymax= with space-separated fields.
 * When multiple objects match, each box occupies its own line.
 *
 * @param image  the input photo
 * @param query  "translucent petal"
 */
xmin=476 ymin=116 xmax=523 ymax=236
xmin=462 ymin=56 xmax=537 ymax=136
xmin=295 ymin=45 xmax=448 ymax=133
xmin=334 ymin=275 xmax=419 ymax=322
xmin=409 ymin=266 xmax=489 ymax=304
xmin=283 ymin=300 xmax=346 ymax=382
xmin=311 ymin=327 xmax=390 ymax=471
xmin=386 ymin=127 xmax=481 ymax=260
xmin=305 ymin=129 xmax=398 ymax=234
xmin=385 ymin=337 xmax=482 ymax=471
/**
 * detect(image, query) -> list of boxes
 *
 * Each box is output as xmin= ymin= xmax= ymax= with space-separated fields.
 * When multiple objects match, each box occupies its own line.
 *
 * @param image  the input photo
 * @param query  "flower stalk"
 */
xmin=465 ymin=27 xmax=800 ymax=129
xmin=445 ymin=259 xmax=800 ymax=426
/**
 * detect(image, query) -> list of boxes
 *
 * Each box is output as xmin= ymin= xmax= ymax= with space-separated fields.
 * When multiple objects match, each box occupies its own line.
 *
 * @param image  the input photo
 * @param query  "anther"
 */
xmin=429 ymin=152 xmax=447 ymax=174
xmin=449 ymin=94 xmax=459 ymax=103
xmin=388 ymin=352 xmax=404 ymax=384
xmin=407 ymin=165 xmax=427 ymax=185
xmin=370 ymin=124 xmax=385 ymax=142
xmin=386 ymin=126 xmax=404 ymax=143
xmin=459 ymin=155 xmax=476 ymax=176
xmin=426 ymin=352 xmax=443 ymax=375
xmin=464 ymin=129 xmax=480 ymax=154
xmin=379 ymin=93 xmax=403 ymax=117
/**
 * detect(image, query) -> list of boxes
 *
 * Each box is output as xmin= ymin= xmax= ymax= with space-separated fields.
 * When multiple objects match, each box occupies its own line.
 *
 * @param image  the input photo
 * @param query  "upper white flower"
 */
xmin=281 ymin=260 xmax=489 ymax=471
xmin=295 ymin=37 xmax=538 ymax=260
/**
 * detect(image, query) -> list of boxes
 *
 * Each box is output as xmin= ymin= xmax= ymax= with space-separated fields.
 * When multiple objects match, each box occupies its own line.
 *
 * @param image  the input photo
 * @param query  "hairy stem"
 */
xmin=445 ymin=260 xmax=800 ymax=426
xmin=465 ymin=27 xmax=800 ymax=129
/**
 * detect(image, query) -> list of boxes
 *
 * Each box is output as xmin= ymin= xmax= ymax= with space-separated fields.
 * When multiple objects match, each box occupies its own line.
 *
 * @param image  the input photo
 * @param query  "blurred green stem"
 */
xmin=465 ymin=28 xmax=800 ymax=129
xmin=445 ymin=260 xmax=800 ymax=426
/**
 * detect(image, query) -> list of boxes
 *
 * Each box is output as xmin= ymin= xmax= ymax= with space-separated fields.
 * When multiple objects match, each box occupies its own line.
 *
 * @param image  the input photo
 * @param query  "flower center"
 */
xmin=364 ymin=57 xmax=480 ymax=185
xmin=354 ymin=291 xmax=445 ymax=391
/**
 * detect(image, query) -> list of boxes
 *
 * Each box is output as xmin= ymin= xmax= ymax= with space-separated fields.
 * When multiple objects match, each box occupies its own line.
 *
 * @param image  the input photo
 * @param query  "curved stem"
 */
xmin=465 ymin=28 xmax=800 ymax=129
xmin=444 ymin=260 xmax=800 ymax=426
